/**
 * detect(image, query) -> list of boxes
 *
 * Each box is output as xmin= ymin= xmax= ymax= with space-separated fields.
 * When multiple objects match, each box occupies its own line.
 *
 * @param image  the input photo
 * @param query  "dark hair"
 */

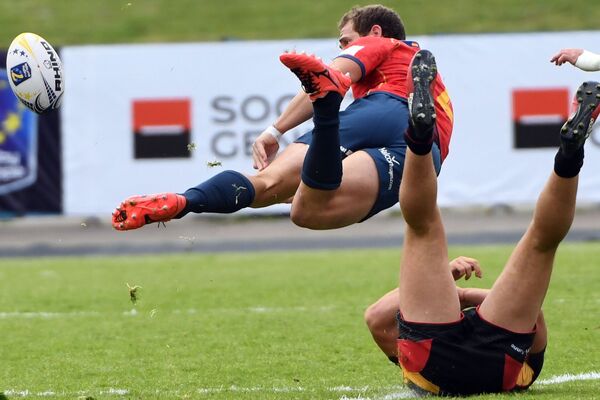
xmin=338 ymin=4 xmax=406 ymax=40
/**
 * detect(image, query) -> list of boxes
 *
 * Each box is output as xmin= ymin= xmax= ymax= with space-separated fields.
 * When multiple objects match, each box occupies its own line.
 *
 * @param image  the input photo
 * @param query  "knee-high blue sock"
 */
xmin=301 ymin=92 xmax=343 ymax=190
xmin=176 ymin=170 xmax=256 ymax=217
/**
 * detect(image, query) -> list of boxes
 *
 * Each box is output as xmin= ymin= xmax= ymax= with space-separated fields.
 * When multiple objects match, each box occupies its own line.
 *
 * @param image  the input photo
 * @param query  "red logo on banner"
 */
xmin=512 ymin=88 xmax=569 ymax=149
xmin=132 ymin=98 xmax=192 ymax=159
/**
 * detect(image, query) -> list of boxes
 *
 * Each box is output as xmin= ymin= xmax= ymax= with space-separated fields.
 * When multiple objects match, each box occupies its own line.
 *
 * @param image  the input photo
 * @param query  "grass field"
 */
xmin=1 ymin=0 xmax=600 ymax=45
xmin=0 ymin=244 xmax=598 ymax=399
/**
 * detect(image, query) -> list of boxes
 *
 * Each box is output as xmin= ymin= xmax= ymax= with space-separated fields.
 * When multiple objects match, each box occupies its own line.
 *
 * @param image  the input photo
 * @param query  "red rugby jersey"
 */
xmin=335 ymin=36 xmax=453 ymax=161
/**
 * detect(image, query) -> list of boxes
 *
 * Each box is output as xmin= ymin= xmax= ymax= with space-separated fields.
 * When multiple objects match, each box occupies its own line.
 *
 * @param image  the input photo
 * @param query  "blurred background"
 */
xmin=2 ymin=0 xmax=600 ymax=44
xmin=2 ymin=0 xmax=600 ymax=255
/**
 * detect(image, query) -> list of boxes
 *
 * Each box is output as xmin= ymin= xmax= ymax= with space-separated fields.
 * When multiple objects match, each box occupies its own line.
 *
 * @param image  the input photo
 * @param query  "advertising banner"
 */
xmin=61 ymin=32 xmax=600 ymax=215
xmin=0 ymin=50 xmax=61 ymax=215
xmin=61 ymin=40 xmax=337 ymax=215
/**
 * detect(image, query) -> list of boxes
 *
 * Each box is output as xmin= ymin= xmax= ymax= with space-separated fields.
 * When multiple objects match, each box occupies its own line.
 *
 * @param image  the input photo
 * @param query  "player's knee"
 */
xmin=250 ymin=173 xmax=287 ymax=206
xmin=290 ymin=206 xmax=323 ymax=229
xmin=290 ymin=209 xmax=311 ymax=228
xmin=527 ymin=229 xmax=562 ymax=253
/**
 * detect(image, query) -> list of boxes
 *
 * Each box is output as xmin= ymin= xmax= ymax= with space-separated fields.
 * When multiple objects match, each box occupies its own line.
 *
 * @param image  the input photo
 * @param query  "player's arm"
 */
xmin=365 ymin=256 xmax=484 ymax=364
xmin=364 ymin=288 xmax=400 ymax=363
xmin=331 ymin=57 xmax=363 ymax=82
xmin=450 ymin=256 xmax=482 ymax=281
xmin=456 ymin=287 xmax=489 ymax=309
xmin=551 ymin=48 xmax=600 ymax=71
xmin=252 ymin=91 xmax=313 ymax=171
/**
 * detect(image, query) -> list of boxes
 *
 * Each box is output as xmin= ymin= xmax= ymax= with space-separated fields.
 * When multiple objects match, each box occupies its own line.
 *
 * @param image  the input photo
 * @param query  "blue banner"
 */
xmin=0 ymin=51 xmax=61 ymax=215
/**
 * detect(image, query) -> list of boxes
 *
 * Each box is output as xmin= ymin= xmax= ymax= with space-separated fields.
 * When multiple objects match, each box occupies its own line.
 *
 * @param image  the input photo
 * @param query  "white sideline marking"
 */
xmin=536 ymin=371 xmax=600 ymax=385
xmin=248 ymin=305 xmax=335 ymax=313
xmin=197 ymin=386 xmax=305 ymax=394
xmin=339 ymin=391 xmax=415 ymax=400
xmin=331 ymin=385 xmax=368 ymax=392
xmin=3 ymin=371 xmax=599 ymax=398
xmin=0 ymin=311 xmax=99 ymax=319
xmin=3 ymin=390 xmax=30 ymax=396
xmin=122 ymin=309 xmax=138 ymax=316
xmin=2 ymin=388 xmax=129 ymax=397
xmin=378 ymin=392 xmax=415 ymax=400
xmin=101 ymin=388 xmax=129 ymax=395
xmin=0 ymin=306 xmax=336 ymax=319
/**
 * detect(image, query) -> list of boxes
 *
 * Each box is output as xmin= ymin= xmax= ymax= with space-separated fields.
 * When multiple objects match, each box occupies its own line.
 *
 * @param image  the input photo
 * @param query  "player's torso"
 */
xmin=351 ymin=39 xmax=420 ymax=99
xmin=338 ymin=36 xmax=454 ymax=159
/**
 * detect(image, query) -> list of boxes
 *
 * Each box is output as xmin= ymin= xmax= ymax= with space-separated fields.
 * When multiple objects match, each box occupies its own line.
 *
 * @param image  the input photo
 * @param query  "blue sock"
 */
xmin=301 ymin=92 xmax=343 ymax=190
xmin=176 ymin=170 xmax=256 ymax=217
xmin=554 ymin=146 xmax=584 ymax=178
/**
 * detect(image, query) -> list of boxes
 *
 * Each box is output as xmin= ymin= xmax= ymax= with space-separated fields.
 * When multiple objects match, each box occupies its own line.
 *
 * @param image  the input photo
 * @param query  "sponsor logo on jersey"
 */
xmin=510 ymin=343 xmax=525 ymax=355
xmin=379 ymin=147 xmax=400 ymax=190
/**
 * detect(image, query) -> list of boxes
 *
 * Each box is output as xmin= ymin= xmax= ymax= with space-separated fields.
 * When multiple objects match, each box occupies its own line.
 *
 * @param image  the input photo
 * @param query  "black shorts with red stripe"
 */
xmin=397 ymin=307 xmax=536 ymax=396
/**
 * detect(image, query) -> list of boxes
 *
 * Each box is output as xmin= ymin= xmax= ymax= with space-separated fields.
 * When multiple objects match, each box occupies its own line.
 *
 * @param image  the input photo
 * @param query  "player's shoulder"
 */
xmin=353 ymin=36 xmax=419 ymax=46
xmin=400 ymin=40 xmax=420 ymax=49
xmin=354 ymin=36 xmax=422 ymax=53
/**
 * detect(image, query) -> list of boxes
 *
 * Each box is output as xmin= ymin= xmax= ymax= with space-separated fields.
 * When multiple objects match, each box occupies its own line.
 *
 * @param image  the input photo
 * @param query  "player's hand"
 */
xmin=252 ymin=130 xmax=280 ymax=170
xmin=550 ymin=48 xmax=584 ymax=66
xmin=449 ymin=256 xmax=482 ymax=281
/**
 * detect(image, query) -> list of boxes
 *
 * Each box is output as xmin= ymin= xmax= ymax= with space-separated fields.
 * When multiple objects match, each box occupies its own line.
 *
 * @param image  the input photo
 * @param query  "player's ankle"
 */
xmin=313 ymin=92 xmax=343 ymax=121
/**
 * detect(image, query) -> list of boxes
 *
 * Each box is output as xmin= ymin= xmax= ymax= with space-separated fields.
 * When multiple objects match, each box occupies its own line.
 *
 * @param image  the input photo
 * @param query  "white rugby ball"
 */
xmin=6 ymin=32 xmax=64 ymax=114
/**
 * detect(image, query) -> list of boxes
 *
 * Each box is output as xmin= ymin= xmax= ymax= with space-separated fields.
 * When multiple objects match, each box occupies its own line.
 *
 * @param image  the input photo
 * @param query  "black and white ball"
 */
xmin=6 ymin=32 xmax=64 ymax=114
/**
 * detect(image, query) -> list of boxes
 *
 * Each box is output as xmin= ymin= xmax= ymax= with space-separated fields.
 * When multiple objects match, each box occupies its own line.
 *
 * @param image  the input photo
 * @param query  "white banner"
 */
xmin=61 ymin=32 xmax=600 ymax=215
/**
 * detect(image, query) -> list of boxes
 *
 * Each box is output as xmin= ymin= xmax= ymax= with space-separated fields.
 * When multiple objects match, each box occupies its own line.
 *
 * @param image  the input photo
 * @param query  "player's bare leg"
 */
xmin=291 ymin=150 xmax=379 ymax=229
xmin=280 ymin=52 xmax=368 ymax=227
xmin=398 ymin=152 xmax=458 ymax=323
xmin=398 ymin=50 xmax=460 ymax=323
xmin=113 ymin=143 xmax=307 ymax=231
xmin=249 ymin=143 xmax=306 ymax=207
xmin=479 ymin=81 xmax=600 ymax=332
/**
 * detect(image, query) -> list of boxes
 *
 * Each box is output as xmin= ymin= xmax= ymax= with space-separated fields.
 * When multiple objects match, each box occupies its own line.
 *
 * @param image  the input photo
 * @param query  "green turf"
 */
xmin=0 ymin=243 xmax=598 ymax=399
xmin=1 ymin=0 xmax=600 ymax=46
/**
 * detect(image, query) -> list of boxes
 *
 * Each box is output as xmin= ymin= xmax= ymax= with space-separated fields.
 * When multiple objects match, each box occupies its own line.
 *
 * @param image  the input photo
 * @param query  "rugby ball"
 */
xmin=6 ymin=32 xmax=64 ymax=114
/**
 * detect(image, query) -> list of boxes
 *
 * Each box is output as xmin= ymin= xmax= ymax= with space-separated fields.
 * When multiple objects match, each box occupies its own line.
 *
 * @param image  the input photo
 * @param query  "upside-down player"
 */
xmin=383 ymin=47 xmax=599 ymax=395
xmin=364 ymin=256 xmax=547 ymax=392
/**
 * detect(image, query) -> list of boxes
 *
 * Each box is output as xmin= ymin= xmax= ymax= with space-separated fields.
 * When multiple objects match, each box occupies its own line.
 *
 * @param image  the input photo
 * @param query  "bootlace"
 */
xmin=291 ymin=68 xmax=318 ymax=94
xmin=114 ymin=209 xmax=127 ymax=222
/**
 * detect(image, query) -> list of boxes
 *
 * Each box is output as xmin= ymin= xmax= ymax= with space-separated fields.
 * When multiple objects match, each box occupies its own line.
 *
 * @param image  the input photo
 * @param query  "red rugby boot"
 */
xmin=280 ymin=52 xmax=351 ymax=101
xmin=112 ymin=193 xmax=186 ymax=231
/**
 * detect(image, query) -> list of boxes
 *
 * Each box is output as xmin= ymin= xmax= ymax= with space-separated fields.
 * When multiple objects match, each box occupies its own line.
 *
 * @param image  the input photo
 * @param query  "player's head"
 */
xmin=338 ymin=4 xmax=406 ymax=48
